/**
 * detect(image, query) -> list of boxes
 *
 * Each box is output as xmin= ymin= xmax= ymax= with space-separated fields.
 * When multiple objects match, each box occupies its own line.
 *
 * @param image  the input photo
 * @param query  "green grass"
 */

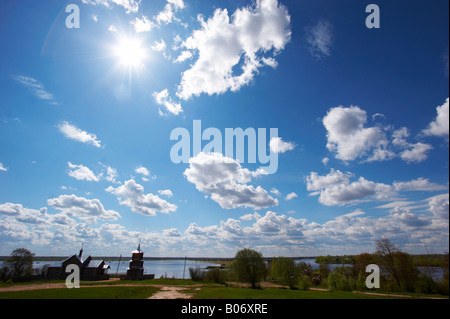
xmin=192 ymin=287 xmax=396 ymax=299
xmin=0 ymin=286 xmax=160 ymax=299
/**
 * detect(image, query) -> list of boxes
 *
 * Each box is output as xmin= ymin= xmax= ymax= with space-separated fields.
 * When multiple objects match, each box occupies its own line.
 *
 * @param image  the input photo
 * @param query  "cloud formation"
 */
xmin=106 ymin=179 xmax=178 ymax=216
xmin=57 ymin=121 xmax=102 ymax=148
xmin=305 ymin=20 xmax=334 ymax=59
xmin=14 ymin=75 xmax=58 ymax=105
xmin=184 ymin=152 xmax=278 ymax=210
xmin=176 ymin=0 xmax=291 ymax=100
xmin=422 ymin=98 xmax=449 ymax=139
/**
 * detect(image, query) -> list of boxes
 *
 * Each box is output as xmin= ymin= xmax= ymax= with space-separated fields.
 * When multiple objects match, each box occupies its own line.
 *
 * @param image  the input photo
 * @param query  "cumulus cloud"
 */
xmin=323 ymin=106 xmax=389 ymax=162
xmin=135 ymin=166 xmax=150 ymax=177
xmin=428 ymin=194 xmax=449 ymax=220
xmin=389 ymin=207 xmax=431 ymax=227
xmin=285 ymin=192 xmax=298 ymax=201
xmin=270 ymin=137 xmax=296 ymax=154
xmin=323 ymin=106 xmax=433 ymax=164
xmin=153 ymin=89 xmax=183 ymax=116
xmin=176 ymin=0 xmax=291 ymax=100
xmin=130 ymin=15 xmax=155 ymax=33
xmin=305 ymin=19 xmax=334 ymax=59
xmin=422 ymin=98 xmax=449 ymax=139
xmin=47 ymin=195 xmax=121 ymax=223
xmin=307 ymin=169 xmax=447 ymax=207
xmin=68 ymin=162 xmax=100 ymax=182
xmin=158 ymin=190 xmax=174 ymax=198
xmin=57 ymin=121 xmax=102 ymax=148
xmin=184 ymin=152 xmax=278 ymax=210
xmin=306 ymin=169 xmax=393 ymax=207
xmin=106 ymin=179 xmax=177 ymax=216
xmin=0 ymin=203 xmax=47 ymax=224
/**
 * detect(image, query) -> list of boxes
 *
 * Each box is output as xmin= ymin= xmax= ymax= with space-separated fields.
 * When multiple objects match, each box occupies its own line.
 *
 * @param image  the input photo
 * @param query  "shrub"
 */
xmin=206 ymin=268 xmax=226 ymax=284
xmin=189 ymin=267 xmax=206 ymax=281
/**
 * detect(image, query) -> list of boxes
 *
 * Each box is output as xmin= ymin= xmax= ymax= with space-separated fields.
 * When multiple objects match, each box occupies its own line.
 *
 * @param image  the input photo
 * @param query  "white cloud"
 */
xmin=57 ymin=121 xmax=102 ymax=148
xmin=269 ymin=137 xmax=295 ymax=154
xmin=174 ymin=50 xmax=193 ymax=63
xmin=168 ymin=0 xmax=185 ymax=9
xmin=47 ymin=195 xmax=121 ymax=223
xmin=389 ymin=207 xmax=431 ymax=227
xmin=307 ymin=169 xmax=447 ymax=207
xmin=305 ymin=19 xmax=334 ymax=59
xmin=184 ymin=152 xmax=278 ymax=210
xmin=14 ymin=75 xmax=58 ymax=105
xmin=0 ymin=162 xmax=7 ymax=172
xmin=155 ymin=0 xmax=185 ymax=25
xmin=392 ymin=127 xmax=432 ymax=163
xmin=323 ymin=106 xmax=433 ymax=164
xmin=285 ymin=192 xmax=298 ymax=201
xmin=106 ymin=179 xmax=178 ymax=216
xmin=67 ymin=162 xmax=100 ymax=182
xmin=270 ymin=188 xmax=281 ymax=197
xmin=240 ymin=212 xmax=262 ymax=221
xmin=108 ymin=25 xmax=117 ymax=32
xmin=153 ymin=89 xmax=183 ymax=116
xmin=393 ymin=178 xmax=448 ymax=192
xmin=105 ymin=166 xmax=119 ymax=184
xmin=82 ymin=0 xmax=141 ymax=14
xmin=422 ymin=98 xmax=449 ymax=138
xmin=131 ymin=15 xmax=155 ymax=33
xmin=151 ymin=39 xmax=167 ymax=52
xmin=323 ymin=106 xmax=389 ymax=162
xmin=135 ymin=166 xmax=150 ymax=176
xmin=158 ymin=189 xmax=174 ymax=198
xmin=176 ymin=0 xmax=291 ymax=101
xmin=400 ymin=142 xmax=433 ymax=164
xmin=428 ymin=194 xmax=449 ymax=220
xmin=306 ymin=170 xmax=393 ymax=207
xmin=0 ymin=203 xmax=47 ymax=224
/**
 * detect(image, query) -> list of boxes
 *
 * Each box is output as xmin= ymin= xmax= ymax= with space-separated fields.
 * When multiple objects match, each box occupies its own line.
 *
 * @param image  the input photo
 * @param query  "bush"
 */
xmin=327 ymin=269 xmax=353 ymax=292
xmin=206 ymin=268 xmax=227 ymax=284
xmin=298 ymin=275 xmax=312 ymax=290
xmin=189 ymin=267 xmax=206 ymax=281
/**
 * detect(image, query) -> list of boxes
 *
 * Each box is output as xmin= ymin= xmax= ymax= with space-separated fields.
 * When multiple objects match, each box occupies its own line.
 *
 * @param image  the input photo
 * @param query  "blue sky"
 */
xmin=0 ymin=0 xmax=449 ymax=257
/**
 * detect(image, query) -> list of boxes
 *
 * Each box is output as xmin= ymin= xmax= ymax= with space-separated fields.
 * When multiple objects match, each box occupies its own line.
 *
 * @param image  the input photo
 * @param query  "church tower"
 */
xmin=126 ymin=244 xmax=145 ymax=280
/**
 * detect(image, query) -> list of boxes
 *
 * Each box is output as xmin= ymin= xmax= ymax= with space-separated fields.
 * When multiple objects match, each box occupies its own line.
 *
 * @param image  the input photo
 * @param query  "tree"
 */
xmin=271 ymin=257 xmax=300 ymax=289
xmin=375 ymin=239 xmax=419 ymax=292
xmin=375 ymin=238 xmax=402 ymax=289
xmin=233 ymin=249 xmax=266 ymax=289
xmin=3 ymin=248 xmax=34 ymax=279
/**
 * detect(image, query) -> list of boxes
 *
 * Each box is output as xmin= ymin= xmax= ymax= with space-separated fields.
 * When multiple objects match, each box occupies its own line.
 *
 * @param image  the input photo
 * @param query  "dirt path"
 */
xmin=147 ymin=286 xmax=199 ymax=299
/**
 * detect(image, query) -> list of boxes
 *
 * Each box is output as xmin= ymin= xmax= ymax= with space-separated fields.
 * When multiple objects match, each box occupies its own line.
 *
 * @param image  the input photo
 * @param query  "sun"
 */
xmin=114 ymin=37 xmax=146 ymax=69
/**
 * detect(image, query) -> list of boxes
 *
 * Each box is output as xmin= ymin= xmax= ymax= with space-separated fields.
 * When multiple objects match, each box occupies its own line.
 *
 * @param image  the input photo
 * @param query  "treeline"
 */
xmin=315 ymin=254 xmax=448 ymax=267
xmin=189 ymin=241 xmax=448 ymax=296
xmin=315 ymin=255 xmax=357 ymax=265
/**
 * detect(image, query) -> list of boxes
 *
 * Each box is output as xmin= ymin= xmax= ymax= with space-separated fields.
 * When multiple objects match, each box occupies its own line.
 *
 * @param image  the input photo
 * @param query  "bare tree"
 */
xmin=375 ymin=238 xmax=402 ymax=289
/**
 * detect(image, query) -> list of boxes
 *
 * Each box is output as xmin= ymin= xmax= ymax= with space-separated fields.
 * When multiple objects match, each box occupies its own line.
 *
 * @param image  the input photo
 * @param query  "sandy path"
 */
xmin=147 ymin=286 xmax=199 ymax=299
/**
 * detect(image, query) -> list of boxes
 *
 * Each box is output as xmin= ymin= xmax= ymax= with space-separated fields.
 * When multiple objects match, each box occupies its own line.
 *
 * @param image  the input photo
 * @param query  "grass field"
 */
xmin=0 ymin=279 xmax=448 ymax=299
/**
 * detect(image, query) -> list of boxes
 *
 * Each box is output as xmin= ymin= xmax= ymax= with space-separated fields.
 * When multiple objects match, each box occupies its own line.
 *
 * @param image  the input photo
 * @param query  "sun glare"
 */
xmin=114 ymin=37 xmax=146 ymax=69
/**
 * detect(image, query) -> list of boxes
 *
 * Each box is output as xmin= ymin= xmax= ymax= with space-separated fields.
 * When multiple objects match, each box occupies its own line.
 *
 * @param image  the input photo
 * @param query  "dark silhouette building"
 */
xmin=46 ymin=246 xmax=110 ymax=281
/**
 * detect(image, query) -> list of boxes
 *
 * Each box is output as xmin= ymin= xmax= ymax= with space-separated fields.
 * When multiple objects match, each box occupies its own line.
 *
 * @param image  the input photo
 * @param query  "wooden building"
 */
xmin=46 ymin=246 xmax=110 ymax=281
xmin=121 ymin=244 xmax=154 ymax=281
